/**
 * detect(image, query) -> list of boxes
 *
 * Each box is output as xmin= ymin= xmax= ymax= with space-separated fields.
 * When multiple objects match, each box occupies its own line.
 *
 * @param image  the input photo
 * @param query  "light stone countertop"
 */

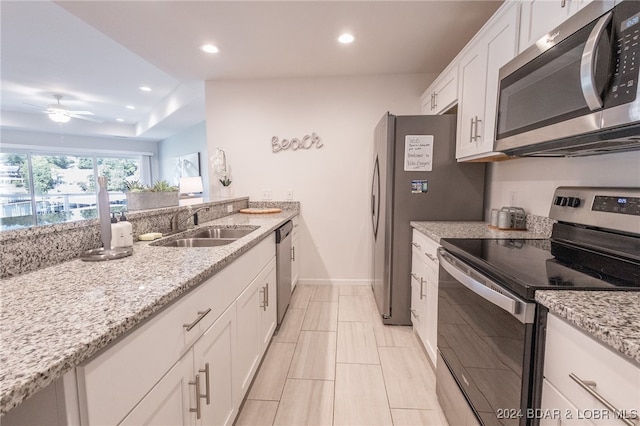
xmin=0 ymin=211 xmax=297 ymax=415
xmin=536 ymin=291 xmax=640 ymax=366
xmin=410 ymin=220 xmax=550 ymax=243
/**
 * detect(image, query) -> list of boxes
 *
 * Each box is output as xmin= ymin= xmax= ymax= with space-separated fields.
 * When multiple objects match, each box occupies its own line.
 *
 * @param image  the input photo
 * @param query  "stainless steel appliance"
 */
xmin=436 ymin=187 xmax=640 ymax=425
xmin=275 ymin=221 xmax=293 ymax=327
xmin=495 ymin=0 xmax=640 ymax=157
xmin=371 ymin=112 xmax=485 ymax=325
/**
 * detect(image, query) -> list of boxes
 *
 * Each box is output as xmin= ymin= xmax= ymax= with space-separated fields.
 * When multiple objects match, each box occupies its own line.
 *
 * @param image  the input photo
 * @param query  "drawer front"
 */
xmin=544 ymin=314 xmax=640 ymax=426
xmin=411 ymin=229 xmax=439 ymax=272
xmin=77 ymin=235 xmax=275 ymax=425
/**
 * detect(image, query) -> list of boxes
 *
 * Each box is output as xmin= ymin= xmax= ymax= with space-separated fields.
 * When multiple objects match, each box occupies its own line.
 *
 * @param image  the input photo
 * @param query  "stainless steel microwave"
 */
xmin=495 ymin=0 xmax=640 ymax=157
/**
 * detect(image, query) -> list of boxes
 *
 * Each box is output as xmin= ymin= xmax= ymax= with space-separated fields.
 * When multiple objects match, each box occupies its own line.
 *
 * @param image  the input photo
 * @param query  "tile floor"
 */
xmin=234 ymin=285 xmax=449 ymax=426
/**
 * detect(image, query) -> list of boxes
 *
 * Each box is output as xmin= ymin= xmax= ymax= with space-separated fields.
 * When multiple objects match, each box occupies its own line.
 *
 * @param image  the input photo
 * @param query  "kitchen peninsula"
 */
xmin=1 ymin=201 xmax=298 ymax=424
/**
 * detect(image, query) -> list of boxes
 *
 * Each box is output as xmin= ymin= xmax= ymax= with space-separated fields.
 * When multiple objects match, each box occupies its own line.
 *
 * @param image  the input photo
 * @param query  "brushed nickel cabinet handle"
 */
xmin=411 ymin=272 xmax=420 ymax=282
xmin=469 ymin=118 xmax=474 ymax=143
xmin=433 ymin=93 xmax=438 ymax=110
xmin=265 ymin=284 xmax=269 ymax=307
xmin=420 ymin=278 xmax=425 ymax=300
xmin=410 ymin=308 xmax=419 ymax=319
xmin=199 ymin=363 xmax=211 ymax=405
xmin=569 ymin=373 xmax=635 ymax=426
xmin=425 ymin=252 xmax=437 ymax=262
xmin=474 ymin=117 xmax=482 ymax=141
xmin=189 ymin=375 xmax=202 ymax=419
xmin=183 ymin=308 xmax=212 ymax=332
xmin=291 ymin=246 xmax=295 ymax=261
xmin=411 ymin=242 xmax=421 ymax=249
xmin=561 ymin=0 xmax=566 ymax=8
xmin=260 ymin=287 xmax=266 ymax=311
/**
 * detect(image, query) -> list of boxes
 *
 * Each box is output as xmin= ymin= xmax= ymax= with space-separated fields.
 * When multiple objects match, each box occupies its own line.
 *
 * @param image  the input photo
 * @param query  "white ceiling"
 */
xmin=0 ymin=0 xmax=502 ymax=143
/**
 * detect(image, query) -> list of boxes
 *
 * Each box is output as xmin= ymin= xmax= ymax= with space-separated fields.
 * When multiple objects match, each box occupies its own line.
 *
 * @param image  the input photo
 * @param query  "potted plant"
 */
xmin=125 ymin=179 xmax=179 ymax=210
xmin=212 ymin=148 xmax=232 ymax=199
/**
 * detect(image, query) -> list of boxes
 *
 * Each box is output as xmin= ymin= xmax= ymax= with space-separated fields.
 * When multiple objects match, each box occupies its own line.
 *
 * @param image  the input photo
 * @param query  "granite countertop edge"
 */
xmin=536 ymin=290 xmax=640 ymax=366
xmin=0 ymin=210 xmax=297 ymax=415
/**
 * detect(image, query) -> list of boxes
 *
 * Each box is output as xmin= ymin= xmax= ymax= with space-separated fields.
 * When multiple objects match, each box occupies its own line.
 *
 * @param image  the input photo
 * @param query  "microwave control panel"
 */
xmin=608 ymin=3 xmax=640 ymax=107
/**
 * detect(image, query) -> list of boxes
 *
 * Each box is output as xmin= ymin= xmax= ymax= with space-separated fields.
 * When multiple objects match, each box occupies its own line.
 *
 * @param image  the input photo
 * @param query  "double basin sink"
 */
xmin=152 ymin=227 xmax=257 ymax=248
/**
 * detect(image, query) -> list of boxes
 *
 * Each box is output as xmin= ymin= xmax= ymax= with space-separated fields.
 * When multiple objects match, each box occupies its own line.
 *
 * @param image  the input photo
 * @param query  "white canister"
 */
xmin=490 ymin=209 xmax=499 ymax=227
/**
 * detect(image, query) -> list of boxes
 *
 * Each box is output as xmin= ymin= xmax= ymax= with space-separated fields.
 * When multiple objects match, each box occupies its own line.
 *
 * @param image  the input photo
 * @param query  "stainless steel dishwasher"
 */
xmin=275 ymin=220 xmax=293 ymax=327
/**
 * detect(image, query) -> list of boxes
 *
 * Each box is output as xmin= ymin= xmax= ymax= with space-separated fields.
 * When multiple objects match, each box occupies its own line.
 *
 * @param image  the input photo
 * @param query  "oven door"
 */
xmin=437 ymin=249 xmax=537 ymax=426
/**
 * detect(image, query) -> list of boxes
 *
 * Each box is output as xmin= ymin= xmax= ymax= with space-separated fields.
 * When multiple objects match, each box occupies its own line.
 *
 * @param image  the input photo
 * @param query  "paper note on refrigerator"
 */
xmin=404 ymin=135 xmax=433 ymax=171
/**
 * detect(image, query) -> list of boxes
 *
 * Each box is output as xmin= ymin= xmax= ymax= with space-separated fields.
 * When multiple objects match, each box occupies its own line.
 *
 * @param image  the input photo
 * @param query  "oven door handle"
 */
xmin=438 ymin=249 xmax=534 ymax=324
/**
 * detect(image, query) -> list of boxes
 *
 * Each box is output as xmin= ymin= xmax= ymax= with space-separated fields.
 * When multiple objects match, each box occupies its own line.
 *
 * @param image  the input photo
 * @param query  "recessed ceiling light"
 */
xmin=338 ymin=33 xmax=355 ymax=44
xmin=200 ymin=44 xmax=219 ymax=54
xmin=116 ymin=118 xmax=124 ymax=122
xmin=139 ymin=86 xmax=152 ymax=92
xmin=126 ymin=105 xmax=135 ymax=110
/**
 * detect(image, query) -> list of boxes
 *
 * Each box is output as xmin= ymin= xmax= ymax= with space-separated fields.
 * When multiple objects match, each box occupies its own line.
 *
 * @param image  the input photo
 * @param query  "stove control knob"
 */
xmin=555 ymin=196 xmax=566 ymax=206
xmin=567 ymin=197 xmax=581 ymax=208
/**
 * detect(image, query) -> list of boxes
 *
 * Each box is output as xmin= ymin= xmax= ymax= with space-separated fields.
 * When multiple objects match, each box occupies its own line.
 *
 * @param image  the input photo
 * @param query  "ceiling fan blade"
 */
xmin=68 ymin=113 xmax=103 ymax=123
xmin=68 ymin=110 xmax=94 ymax=115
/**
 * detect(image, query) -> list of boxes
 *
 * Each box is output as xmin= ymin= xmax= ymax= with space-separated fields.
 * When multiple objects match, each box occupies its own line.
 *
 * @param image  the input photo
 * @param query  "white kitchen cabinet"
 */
xmin=456 ymin=2 xmax=518 ymax=161
xmin=421 ymin=65 xmax=458 ymax=115
xmin=410 ymin=229 xmax=440 ymax=366
xmin=518 ymin=0 xmax=594 ymax=53
xmin=120 ymin=303 xmax=236 ymax=426
xmin=541 ymin=313 xmax=640 ymax=426
xmin=291 ymin=216 xmax=300 ymax=290
xmin=235 ymin=257 xmax=277 ymax=405
xmin=75 ymin=234 xmax=276 ymax=426
xmin=119 ymin=349 xmax=195 ymax=426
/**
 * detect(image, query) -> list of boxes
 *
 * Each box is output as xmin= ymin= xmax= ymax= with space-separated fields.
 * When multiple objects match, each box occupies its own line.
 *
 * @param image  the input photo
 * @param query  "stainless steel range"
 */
xmin=436 ymin=187 xmax=640 ymax=426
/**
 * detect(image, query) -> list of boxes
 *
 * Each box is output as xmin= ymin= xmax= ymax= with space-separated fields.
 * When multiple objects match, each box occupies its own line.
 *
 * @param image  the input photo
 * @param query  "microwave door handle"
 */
xmin=580 ymin=12 xmax=612 ymax=110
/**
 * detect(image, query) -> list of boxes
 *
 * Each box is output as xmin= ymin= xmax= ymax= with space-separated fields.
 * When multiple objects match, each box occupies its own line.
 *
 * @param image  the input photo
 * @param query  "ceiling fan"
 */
xmin=40 ymin=94 xmax=103 ymax=124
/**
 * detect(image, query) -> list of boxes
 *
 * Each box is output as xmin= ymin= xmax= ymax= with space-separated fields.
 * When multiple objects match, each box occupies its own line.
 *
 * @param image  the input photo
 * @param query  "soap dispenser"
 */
xmin=119 ymin=211 xmax=134 ymax=247
xmin=110 ymin=213 xmax=124 ymax=248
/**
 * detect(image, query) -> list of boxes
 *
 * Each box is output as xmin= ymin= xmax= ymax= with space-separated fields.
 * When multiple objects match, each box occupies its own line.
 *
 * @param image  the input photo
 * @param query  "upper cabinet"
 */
xmin=421 ymin=65 xmax=458 ymax=115
xmin=456 ymin=2 xmax=519 ymax=161
xmin=519 ymin=0 xmax=594 ymax=52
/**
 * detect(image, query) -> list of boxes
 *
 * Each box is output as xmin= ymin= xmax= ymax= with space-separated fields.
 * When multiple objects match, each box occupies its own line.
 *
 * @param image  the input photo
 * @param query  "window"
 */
xmin=1 ymin=151 xmax=145 ymax=231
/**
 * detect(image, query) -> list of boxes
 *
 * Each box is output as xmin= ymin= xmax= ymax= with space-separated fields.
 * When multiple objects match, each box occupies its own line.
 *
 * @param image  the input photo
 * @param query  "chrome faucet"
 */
xmin=170 ymin=206 xmax=210 ymax=233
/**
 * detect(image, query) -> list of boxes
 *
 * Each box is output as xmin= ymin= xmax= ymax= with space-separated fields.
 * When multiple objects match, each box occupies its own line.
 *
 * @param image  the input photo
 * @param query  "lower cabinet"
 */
xmin=121 ymin=303 xmax=236 ymax=426
xmin=410 ymin=229 xmax=440 ymax=366
xmin=541 ymin=313 xmax=640 ymax=426
xmin=235 ymin=258 xmax=276 ymax=404
xmin=291 ymin=216 xmax=300 ymax=291
xmin=74 ymin=234 xmax=277 ymax=426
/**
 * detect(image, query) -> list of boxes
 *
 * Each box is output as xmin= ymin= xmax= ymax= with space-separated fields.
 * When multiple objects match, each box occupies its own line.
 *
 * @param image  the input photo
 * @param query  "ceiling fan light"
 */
xmin=49 ymin=111 xmax=70 ymax=123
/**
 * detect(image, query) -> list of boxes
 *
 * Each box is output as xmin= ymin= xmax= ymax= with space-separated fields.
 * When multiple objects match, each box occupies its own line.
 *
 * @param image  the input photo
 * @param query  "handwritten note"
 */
xmin=404 ymin=135 xmax=433 ymax=171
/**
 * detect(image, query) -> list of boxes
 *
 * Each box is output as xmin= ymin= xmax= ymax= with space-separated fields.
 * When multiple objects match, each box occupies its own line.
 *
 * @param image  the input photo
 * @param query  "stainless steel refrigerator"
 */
xmin=371 ymin=112 xmax=485 ymax=325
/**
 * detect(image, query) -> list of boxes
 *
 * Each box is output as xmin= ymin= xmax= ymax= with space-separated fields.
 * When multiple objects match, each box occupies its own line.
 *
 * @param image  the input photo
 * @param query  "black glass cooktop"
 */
xmin=441 ymin=238 xmax=640 ymax=301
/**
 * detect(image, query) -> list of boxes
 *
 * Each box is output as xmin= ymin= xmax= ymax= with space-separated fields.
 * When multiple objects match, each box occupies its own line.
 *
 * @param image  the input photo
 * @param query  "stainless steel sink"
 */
xmin=159 ymin=238 xmax=235 ymax=248
xmin=191 ymin=228 xmax=255 ymax=239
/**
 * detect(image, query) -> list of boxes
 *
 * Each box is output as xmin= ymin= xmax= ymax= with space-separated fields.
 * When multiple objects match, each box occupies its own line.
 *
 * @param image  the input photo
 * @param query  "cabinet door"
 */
xmin=291 ymin=226 xmax=300 ymax=291
xmin=259 ymin=259 xmax=278 ymax=355
xmin=235 ymin=277 xmax=261 ymax=402
xmin=480 ymin=3 xmax=519 ymax=154
xmin=519 ymin=0 xmax=571 ymax=53
xmin=423 ymin=269 xmax=438 ymax=366
xmin=119 ymin=353 xmax=195 ymax=426
xmin=410 ymin=251 xmax=424 ymax=334
xmin=433 ymin=67 xmax=458 ymax=114
xmin=457 ymin=45 xmax=487 ymax=160
xmin=457 ymin=3 xmax=518 ymax=161
xmin=193 ymin=303 xmax=237 ymax=426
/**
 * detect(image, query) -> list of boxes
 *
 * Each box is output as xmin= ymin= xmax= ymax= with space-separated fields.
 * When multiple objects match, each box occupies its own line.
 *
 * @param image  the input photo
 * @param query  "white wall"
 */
xmin=486 ymin=151 xmax=640 ymax=217
xmin=205 ymin=74 xmax=432 ymax=285
xmin=158 ymin=121 xmax=209 ymax=200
